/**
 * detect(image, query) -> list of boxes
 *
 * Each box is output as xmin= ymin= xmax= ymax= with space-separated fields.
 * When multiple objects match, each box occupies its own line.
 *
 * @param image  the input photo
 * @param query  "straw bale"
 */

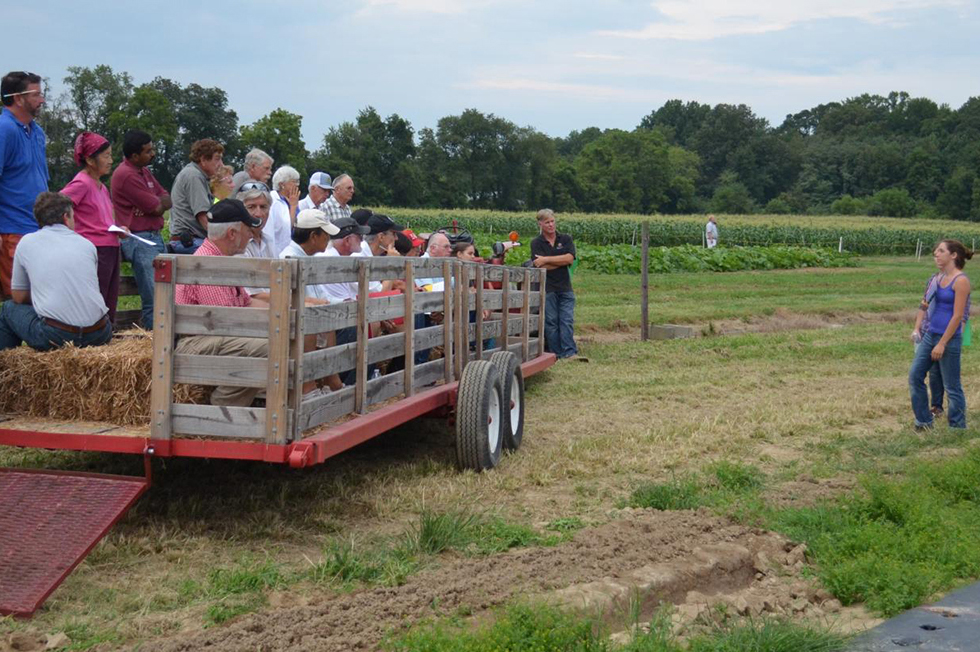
xmin=0 ymin=331 xmax=205 ymax=426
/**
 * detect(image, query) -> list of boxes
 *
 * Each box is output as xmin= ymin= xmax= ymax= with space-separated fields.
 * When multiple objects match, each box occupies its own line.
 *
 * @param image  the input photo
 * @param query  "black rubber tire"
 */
xmin=488 ymin=351 xmax=524 ymax=451
xmin=455 ymin=360 xmax=504 ymax=471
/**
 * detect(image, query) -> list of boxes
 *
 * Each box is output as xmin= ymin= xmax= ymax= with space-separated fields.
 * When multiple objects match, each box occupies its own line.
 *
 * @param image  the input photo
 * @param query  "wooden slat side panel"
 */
xmin=171 ymin=404 xmax=267 ymax=439
xmin=266 ymin=260 xmax=292 ymax=444
xmin=302 ymin=342 xmax=356 ymax=382
xmin=404 ymin=262 xmax=415 ymax=397
xmin=366 ymin=373 xmax=404 ymax=407
xmin=149 ymin=259 xmax=176 ymax=441
xmin=300 ymin=257 xmax=447 ymax=285
xmin=303 ymin=292 xmax=444 ymax=333
xmin=299 ymin=386 xmax=355 ymax=431
xmin=174 ymin=305 xmax=293 ymax=338
xmin=173 ymin=255 xmax=272 ymax=287
xmin=173 ymin=354 xmax=277 ymax=388
xmin=414 ymin=359 xmax=445 ymax=389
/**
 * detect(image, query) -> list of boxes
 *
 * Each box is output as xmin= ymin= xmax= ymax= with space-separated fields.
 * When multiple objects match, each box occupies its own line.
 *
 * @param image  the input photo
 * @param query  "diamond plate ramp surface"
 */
xmin=0 ymin=468 xmax=148 ymax=617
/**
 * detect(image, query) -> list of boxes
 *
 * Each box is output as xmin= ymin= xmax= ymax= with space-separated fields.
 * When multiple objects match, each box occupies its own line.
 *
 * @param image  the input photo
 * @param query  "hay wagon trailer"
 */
xmin=0 ymin=254 xmax=555 ymax=617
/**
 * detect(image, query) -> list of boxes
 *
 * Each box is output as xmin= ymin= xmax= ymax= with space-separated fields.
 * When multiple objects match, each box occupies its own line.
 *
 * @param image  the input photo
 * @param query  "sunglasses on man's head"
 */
xmin=1 ymin=89 xmax=42 ymax=99
xmin=240 ymin=181 xmax=269 ymax=192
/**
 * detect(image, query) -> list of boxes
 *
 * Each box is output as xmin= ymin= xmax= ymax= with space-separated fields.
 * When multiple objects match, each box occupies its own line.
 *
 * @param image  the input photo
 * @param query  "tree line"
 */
xmin=38 ymin=65 xmax=980 ymax=221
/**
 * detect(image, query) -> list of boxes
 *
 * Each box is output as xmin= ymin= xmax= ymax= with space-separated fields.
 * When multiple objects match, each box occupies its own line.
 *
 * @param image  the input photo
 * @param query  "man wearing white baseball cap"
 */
xmin=298 ymin=172 xmax=334 ymax=212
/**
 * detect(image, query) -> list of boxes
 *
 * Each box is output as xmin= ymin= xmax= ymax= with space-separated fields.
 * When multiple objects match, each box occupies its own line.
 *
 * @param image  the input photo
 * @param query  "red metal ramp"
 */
xmin=0 ymin=468 xmax=149 ymax=617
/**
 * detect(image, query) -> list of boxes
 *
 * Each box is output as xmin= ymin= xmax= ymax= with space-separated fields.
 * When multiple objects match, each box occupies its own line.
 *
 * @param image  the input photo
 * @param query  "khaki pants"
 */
xmin=176 ymin=335 xmax=268 ymax=407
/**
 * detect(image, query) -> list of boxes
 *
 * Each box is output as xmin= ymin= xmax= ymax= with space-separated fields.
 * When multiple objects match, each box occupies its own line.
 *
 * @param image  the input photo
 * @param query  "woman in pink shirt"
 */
xmin=61 ymin=132 xmax=128 ymax=323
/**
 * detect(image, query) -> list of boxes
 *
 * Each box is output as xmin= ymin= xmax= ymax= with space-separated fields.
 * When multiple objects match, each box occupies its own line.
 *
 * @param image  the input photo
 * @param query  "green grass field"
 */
xmin=3 ymin=254 xmax=980 ymax=650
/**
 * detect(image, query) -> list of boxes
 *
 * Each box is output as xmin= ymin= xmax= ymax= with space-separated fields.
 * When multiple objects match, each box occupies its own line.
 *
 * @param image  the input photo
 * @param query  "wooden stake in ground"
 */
xmin=641 ymin=222 xmax=649 ymax=342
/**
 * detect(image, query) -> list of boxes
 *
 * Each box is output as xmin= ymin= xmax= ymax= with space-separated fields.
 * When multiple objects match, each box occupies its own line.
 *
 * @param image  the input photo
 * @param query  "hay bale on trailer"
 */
xmin=0 ymin=331 xmax=206 ymax=426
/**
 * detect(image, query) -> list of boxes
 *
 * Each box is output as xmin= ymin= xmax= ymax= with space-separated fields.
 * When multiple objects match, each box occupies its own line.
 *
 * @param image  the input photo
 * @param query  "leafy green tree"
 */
xmin=574 ymin=129 xmax=670 ymax=214
xmin=239 ymin=109 xmax=308 ymax=183
xmin=866 ymin=188 xmax=917 ymax=217
xmin=830 ymin=195 xmax=868 ymax=215
xmin=639 ymin=99 xmax=711 ymax=146
xmin=63 ymin=65 xmax=133 ymax=141
xmin=709 ymin=172 xmax=755 ymax=214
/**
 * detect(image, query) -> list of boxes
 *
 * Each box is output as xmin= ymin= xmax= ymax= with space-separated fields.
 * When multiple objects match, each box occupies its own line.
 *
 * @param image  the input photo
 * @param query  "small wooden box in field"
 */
xmin=0 ymin=331 xmax=205 ymax=426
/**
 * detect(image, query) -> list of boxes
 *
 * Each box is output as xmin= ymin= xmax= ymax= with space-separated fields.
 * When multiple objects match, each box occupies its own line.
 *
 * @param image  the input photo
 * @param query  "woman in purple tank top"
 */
xmin=909 ymin=240 xmax=973 ymax=429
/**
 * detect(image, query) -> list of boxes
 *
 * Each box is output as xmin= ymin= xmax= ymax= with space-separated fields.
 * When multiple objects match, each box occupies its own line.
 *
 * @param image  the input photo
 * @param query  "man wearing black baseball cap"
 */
xmin=174 ymin=198 xmax=282 ymax=406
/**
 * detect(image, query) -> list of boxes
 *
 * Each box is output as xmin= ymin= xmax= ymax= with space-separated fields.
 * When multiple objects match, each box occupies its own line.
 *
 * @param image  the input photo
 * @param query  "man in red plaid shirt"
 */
xmin=174 ymin=199 xmax=279 ymax=406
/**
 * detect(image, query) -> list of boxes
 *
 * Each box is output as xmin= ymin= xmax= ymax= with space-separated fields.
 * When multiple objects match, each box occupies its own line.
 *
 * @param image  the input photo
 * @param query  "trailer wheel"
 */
xmin=455 ymin=360 xmax=504 ymax=471
xmin=488 ymin=351 xmax=524 ymax=451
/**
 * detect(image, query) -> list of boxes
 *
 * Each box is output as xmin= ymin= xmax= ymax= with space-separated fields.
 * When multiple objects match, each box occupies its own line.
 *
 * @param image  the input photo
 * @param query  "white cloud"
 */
xmin=462 ymin=78 xmax=657 ymax=102
xmin=602 ymin=0 xmax=965 ymax=40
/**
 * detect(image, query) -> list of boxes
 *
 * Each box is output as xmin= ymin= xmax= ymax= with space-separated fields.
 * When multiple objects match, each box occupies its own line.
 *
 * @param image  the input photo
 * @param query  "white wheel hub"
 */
xmin=487 ymin=384 xmax=501 ymax=453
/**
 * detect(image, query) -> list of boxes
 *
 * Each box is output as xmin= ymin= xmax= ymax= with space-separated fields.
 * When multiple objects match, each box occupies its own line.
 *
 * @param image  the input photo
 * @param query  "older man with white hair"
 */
xmin=266 ymin=165 xmax=300 ymax=255
xmin=232 ymin=148 xmax=273 ymax=195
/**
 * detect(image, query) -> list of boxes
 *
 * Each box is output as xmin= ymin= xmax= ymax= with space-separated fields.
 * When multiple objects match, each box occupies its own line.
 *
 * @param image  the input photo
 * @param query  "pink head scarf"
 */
xmin=74 ymin=131 xmax=109 ymax=167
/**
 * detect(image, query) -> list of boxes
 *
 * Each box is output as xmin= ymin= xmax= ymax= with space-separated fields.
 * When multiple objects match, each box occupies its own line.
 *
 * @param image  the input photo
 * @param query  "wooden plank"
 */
xmin=366 ymin=372 xmax=403 ymax=407
xmin=404 ymin=261 xmax=415 ymax=396
xmin=641 ymin=222 xmax=650 ymax=342
xmin=482 ymin=266 xmax=505 ymax=282
xmin=174 ymin=304 xmax=291 ymax=338
xmin=118 ymin=276 xmax=140 ymax=297
xmin=454 ymin=262 xmax=465 ymax=379
xmin=304 ymin=292 xmax=443 ymax=333
xmin=474 ymin=265 xmax=484 ymax=361
xmin=288 ymin=258 xmax=306 ymax=442
xmin=521 ymin=268 xmax=531 ymax=362
xmin=354 ymin=260 xmax=369 ymax=414
xmin=538 ymin=268 xmax=547 ymax=359
xmin=298 ymin=386 xmax=355 ymax=431
xmin=303 ymin=341 xmax=356 ymax=382
xmin=265 ymin=260 xmax=292 ymax=444
xmin=442 ymin=260 xmax=454 ymax=384
xmin=414 ymin=359 xmax=444 ymax=389
xmin=173 ymin=354 xmax=275 ymax=388
xmin=149 ymin=258 xmax=176 ymax=441
xmin=173 ymin=254 xmax=272 ymax=287
xmin=171 ymin=403 xmax=267 ymax=439
xmin=300 ymin=256 xmax=446 ymax=285
xmin=501 ymin=268 xmax=510 ymax=356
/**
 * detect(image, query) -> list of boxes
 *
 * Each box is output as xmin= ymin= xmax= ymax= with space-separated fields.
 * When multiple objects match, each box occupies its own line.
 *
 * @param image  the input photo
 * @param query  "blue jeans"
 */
xmin=120 ymin=230 xmax=165 ymax=330
xmin=929 ymin=361 xmax=944 ymax=411
xmin=0 ymin=301 xmax=111 ymax=351
xmin=909 ymin=331 xmax=965 ymax=428
xmin=545 ymin=291 xmax=577 ymax=358
xmin=169 ymin=237 xmax=205 ymax=255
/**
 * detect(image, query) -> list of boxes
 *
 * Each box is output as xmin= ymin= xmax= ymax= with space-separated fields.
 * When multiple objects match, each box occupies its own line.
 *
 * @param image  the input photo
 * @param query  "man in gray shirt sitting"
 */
xmin=0 ymin=191 xmax=111 ymax=350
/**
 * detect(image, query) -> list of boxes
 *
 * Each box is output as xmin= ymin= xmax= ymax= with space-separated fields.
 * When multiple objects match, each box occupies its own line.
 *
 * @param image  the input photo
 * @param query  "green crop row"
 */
xmin=575 ymin=244 xmax=857 ymax=274
xmin=385 ymin=208 xmax=980 ymax=255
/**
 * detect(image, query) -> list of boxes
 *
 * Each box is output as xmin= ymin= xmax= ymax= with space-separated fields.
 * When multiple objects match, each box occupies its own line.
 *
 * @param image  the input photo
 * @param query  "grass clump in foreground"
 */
xmin=386 ymin=602 xmax=847 ymax=652
xmin=768 ymin=446 xmax=980 ymax=616
xmin=629 ymin=462 xmax=765 ymax=511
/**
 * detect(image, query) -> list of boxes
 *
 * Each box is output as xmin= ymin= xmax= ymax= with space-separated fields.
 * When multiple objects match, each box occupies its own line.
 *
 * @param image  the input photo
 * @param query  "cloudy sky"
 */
xmin=7 ymin=0 xmax=978 ymax=146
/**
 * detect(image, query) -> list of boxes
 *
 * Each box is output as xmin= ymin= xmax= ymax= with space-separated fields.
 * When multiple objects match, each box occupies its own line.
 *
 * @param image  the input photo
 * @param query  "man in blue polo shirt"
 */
xmin=0 ymin=71 xmax=49 ymax=300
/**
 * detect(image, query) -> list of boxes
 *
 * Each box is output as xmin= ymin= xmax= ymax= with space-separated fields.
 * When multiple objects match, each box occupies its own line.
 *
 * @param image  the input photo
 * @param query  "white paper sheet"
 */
xmin=108 ymin=225 xmax=157 ymax=246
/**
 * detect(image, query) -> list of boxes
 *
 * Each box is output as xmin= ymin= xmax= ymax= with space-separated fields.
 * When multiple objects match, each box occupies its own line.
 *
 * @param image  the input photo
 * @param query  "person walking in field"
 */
xmin=909 ymin=240 xmax=972 ymax=429
xmin=911 ymin=273 xmax=947 ymax=419
xmin=705 ymin=214 xmax=718 ymax=248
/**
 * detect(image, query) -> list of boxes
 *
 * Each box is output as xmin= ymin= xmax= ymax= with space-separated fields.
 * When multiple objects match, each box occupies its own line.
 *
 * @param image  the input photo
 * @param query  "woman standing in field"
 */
xmin=909 ymin=240 xmax=972 ymax=429
xmin=61 ymin=132 xmax=128 ymax=324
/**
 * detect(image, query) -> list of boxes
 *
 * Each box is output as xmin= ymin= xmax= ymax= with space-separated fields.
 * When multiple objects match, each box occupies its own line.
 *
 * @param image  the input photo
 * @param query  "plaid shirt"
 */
xmin=321 ymin=196 xmax=351 ymax=223
xmin=175 ymin=239 xmax=252 ymax=307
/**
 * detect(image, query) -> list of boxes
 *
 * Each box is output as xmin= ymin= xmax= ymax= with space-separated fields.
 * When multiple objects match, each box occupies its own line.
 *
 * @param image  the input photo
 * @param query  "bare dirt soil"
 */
xmin=109 ymin=510 xmax=876 ymax=652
